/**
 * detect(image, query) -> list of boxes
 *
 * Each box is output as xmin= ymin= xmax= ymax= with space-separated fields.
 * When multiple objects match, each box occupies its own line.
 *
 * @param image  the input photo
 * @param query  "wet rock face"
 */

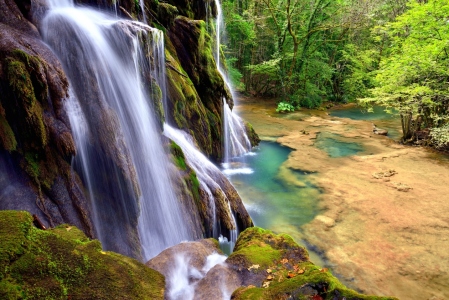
xmin=0 ymin=1 xmax=93 ymax=236
xmin=146 ymin=239 xmax=220 ymax=274
xmin=146 ymin=239 xmax=241 ymax=300
xmin=166 ymin=16 xmax=230 ymax=160
xmin=1 ymin=0 xmax=254 ymax=259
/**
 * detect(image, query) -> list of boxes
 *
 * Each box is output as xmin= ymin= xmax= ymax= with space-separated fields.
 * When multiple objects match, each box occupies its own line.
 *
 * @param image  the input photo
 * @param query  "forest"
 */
xmin=221 ymin=0 xmax=449 ymax=147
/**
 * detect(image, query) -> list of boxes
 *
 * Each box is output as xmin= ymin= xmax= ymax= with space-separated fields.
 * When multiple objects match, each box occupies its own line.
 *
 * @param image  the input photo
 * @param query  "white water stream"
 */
xmin=213 ymin=0 xmax=252 ymax=164
xmin=43 ymin=0 xmax=191 ymax=260
xmin=164 ymin=125 xmax=239 ymax=242
xmin=167 ymin=252 xmax=228 ymax=300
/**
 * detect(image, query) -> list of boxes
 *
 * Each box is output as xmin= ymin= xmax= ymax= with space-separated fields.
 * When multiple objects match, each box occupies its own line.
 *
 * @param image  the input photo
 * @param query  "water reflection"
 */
xmin=330 ymin=105 xmax=402 ymax=140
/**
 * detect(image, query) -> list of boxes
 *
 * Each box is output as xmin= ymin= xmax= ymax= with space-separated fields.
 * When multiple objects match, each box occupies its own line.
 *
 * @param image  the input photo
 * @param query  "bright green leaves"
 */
xmin=358 ymin=0 xmax=449 ymax=145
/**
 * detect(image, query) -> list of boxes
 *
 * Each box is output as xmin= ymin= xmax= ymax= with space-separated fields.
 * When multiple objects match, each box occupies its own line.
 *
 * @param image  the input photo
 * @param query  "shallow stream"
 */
xmin=224 ymin=141 xmax=324 ymax=263
xmin=330 ymin=105 xmax=402 ymax=140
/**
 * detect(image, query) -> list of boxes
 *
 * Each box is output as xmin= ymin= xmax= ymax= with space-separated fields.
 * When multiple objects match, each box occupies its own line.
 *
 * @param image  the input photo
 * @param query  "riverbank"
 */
xmin=235 ymin=96 xmax=449 ymax=300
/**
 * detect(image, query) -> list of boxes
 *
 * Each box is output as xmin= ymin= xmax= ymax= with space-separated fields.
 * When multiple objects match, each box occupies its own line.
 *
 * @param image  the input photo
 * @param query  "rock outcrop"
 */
xmin=0 ymin=0 xmax=93 ymax=237
xmin=145 ymin=227 xmax=398 ymax=300
xmin=0 ymin=210 xmax=165 ymax=299
xmin=0 ymin=0 xmax=256 ymax=259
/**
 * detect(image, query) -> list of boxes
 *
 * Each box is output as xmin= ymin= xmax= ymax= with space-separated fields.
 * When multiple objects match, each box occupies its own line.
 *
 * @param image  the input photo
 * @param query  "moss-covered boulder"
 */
xmin=227 ymin=227 xmax=397 ymax=300
xmin=0 ymin=210 xmax=165 ymax=299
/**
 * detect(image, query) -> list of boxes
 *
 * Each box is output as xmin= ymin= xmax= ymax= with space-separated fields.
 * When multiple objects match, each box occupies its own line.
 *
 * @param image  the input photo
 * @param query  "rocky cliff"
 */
xmin=0 ymin=0 xmax=256 ymax=258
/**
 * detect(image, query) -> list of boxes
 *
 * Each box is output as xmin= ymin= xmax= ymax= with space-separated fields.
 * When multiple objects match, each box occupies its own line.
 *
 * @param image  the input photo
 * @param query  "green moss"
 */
xmin=234 ymin=244 xmax=282 ymax=270
xmin=0 ymin=211 xmax=165 ymax=299
xmin=0 ymin=114 xmax=17 ymax=152
xmin=230 ymin=228 xmax=397 ymax=300
xmin=24 ymin=152 xmax=40 ymax=182
xmin=245 ymin=122 xmax=260 ymax=147
xmin=188 ymin=170 xmax=200 ymax=203
xmin=6 ymin=50 xmax=47 ymax=149
xmin=234 ymin=262 xmax=396 ymax=299
xmin=170 ymin=141 xmax=187 ymax=170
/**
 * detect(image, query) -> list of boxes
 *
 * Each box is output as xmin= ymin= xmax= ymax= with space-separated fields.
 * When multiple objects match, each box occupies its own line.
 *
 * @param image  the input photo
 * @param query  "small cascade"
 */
xmin=43 ymin=1 xmax=192 ymax=260
xmin=218 ymin=202 xmax=238 ymax=255
xmin=166 ymin=252 xmax=227 ymax=300
xmin=222 ymin=99 xmax=252 ymax=164
xmin=164 ymin=125 xmax=240 ymax=242
xmin=139 ymin=0 xmax=147 ymax=23
xmin=212 ymin=0 xmax=252 ymax=164
xmin=147 ymin=30 xmax=169 ymax=122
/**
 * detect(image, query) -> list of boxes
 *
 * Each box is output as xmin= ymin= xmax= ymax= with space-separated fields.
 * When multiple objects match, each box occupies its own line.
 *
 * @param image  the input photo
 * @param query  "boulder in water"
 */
xmin=147 ymin=239 xmax=239 ymax=299
xmin=372 ymin=123 xmax=388 ymax=136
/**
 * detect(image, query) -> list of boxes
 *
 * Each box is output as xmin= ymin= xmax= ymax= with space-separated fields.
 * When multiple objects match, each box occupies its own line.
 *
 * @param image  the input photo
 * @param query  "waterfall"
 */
xmin=164 ymin=125 xmax=240 ymax=241
xmin=212 ymin=0 xmax=252 ymax=165
xmin=42 ymin=1 xmax=192 ymax=260
xmin=166 ymin=252 xmax=227 ymax=300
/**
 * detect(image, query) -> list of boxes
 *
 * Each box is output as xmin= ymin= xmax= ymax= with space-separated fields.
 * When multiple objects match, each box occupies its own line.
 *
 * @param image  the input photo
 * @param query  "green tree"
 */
xmin=359 ymin=0 xmax=449 ymax=145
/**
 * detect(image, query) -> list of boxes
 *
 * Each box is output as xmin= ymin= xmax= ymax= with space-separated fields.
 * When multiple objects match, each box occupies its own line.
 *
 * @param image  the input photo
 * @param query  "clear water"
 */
xmin=315 ymin=133 xmax=364 ymax=158
xmin=330 ymin=105 xmax=402 ymax=140
xmin=227 ymin=142 xmax=319 ymax=236
xmin=330 ymin=105 xmax=393 ymax=121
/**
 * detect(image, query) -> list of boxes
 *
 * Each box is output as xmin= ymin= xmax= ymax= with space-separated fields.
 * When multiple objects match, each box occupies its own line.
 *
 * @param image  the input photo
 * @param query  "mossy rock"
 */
xmin=0 ymin=210 xmax=165 ymax=300
xmin=228 ymin=227 xmax=308 ymax=271
xmin=228 ymin=228 xmax=397 ymax=300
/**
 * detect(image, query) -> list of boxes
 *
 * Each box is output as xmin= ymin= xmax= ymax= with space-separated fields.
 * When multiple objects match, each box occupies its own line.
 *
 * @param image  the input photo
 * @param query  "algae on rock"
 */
xmin=0 ymin=210 xmax=165 ymax=300
xmin=227 ymin=227 xmax=398 ymax=300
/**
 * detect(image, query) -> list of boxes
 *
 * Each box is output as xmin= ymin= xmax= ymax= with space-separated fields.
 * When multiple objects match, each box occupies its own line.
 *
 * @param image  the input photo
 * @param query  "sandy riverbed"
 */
xmin=235 ymin=96 xmax=449 ymax=300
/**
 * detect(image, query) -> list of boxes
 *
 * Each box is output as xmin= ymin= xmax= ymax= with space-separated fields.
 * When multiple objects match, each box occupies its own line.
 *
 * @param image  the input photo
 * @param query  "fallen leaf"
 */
xmin=320 ymin=268 xmax=328 ymax=273
xmin=280 ymin=258 xmax=288 ymax=264
xmin=266 ymin=268 xmax=272 ymax=274
xmin=262 ymin=281 xmax=271 ymax=288
xmin=66 ymin=226 xmax=72 ymax=231
xmin=298 ymin=269 xmax=305 ymax=274
xmin=267 ymin=275 xmax=274 ymax=281
xmin=247 ymin=264 xmax=260 ymax=271
xmin=287 ymin=272 xmax=296 ymax=278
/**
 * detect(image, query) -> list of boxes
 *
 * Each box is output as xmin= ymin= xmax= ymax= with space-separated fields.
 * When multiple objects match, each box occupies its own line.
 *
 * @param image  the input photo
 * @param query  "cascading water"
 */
xmin=166 ymin=252 xmax=228 ymax=300
xmin=164 ymin=125 xmax=239 ymax=241
xmin=42 ymin=0 xmax=193 ymax=260
xmin=212 ymin=0 xmax=252 ymax=165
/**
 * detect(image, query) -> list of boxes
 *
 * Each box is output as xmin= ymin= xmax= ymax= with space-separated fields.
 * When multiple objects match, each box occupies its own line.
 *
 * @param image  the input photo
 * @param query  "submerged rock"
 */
xmin=0 ymin=210 xmax=165 ymax=299
xmin=372 ymin=124 xmax=388 ymax=136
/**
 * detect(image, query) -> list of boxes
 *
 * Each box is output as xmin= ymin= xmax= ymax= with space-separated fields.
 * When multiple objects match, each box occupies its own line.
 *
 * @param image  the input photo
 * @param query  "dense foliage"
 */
xmin=222 ymin=0 xmax=449 ymax=147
